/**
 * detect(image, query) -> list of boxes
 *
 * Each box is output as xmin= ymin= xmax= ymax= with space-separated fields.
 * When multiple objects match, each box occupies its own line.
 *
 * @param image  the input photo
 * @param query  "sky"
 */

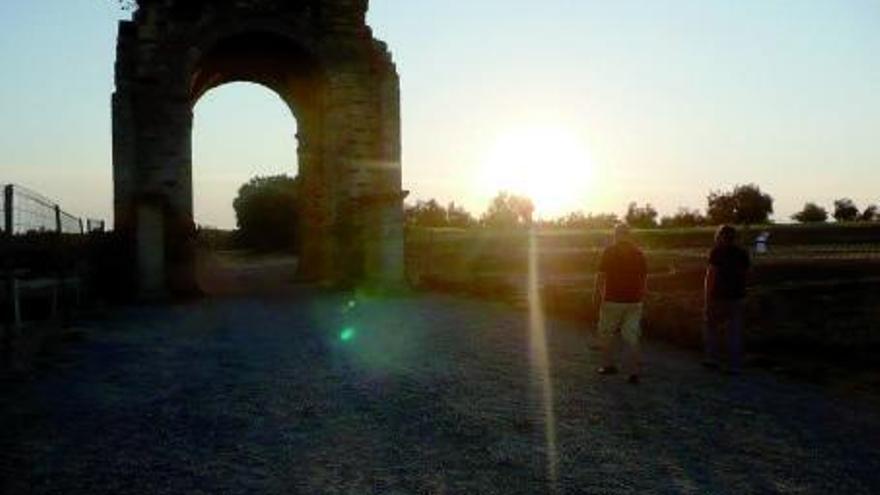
xmin=0 ymin=0 xmax=878 ymax=228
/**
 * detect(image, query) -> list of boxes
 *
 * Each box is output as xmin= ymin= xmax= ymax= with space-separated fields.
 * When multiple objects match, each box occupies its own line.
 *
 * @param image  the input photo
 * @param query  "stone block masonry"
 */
xmin=113 ymin=0 xmax=404 ymax=298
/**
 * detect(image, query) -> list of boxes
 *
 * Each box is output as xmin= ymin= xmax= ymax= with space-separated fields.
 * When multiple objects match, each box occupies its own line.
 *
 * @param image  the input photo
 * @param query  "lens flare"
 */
xmin=340 ymin=327 xmax=357 ymax=342
xmin=527 ymin=228 xmax=558 ymax=489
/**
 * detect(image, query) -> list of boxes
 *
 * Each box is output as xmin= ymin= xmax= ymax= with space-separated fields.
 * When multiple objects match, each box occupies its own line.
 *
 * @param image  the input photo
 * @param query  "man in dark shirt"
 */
xmin=704 ymin=224 xmax=751 ymax=373
xmin=594 ymin=224 xmax=648 ymax=384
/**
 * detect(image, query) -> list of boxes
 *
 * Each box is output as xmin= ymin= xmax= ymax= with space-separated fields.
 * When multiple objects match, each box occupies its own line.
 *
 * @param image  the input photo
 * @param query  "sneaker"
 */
xmin=627 ymin=374 xmax=640 ymax=385
xmin=596 ymin=365 xmax=618 ymax=375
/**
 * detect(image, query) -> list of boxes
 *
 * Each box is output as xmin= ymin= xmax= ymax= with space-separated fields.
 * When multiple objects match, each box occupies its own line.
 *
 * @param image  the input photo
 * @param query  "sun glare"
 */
xmin=483 ymin=126 xmax=594 ymax=218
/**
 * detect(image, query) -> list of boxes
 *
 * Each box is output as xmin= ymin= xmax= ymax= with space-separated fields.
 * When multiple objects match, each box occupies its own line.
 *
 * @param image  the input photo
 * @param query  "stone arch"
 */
xmin=112 ymin=0 xmax=404 ymax=298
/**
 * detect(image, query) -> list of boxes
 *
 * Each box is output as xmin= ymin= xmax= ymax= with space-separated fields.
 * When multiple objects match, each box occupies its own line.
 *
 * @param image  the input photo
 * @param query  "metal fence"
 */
xmin=1 ymin=184 xmax=104 ymax=236
xmin=86 ymin=218 xmax=106 ymax=233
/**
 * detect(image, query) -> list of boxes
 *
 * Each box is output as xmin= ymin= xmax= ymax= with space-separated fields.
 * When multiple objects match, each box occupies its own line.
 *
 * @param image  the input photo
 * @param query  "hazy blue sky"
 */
xmin=1 ymin=0 xmax=878 ymax=228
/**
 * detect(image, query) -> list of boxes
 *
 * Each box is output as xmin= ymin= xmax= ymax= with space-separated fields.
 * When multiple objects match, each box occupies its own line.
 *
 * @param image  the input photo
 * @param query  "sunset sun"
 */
xmin=483 ymin=126 xmax=594 ymax=218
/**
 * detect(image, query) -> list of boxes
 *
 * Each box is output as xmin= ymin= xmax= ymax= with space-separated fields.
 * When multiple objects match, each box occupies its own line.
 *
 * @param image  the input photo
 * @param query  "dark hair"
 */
xmin=715 ymin=224 xmax=737 ymax=245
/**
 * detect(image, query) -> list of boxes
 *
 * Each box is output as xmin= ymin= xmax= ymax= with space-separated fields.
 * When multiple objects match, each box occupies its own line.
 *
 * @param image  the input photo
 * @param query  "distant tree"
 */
xmin=233 ymin=174 xmax=299 ymax=251
xmin=706 ymin=190 xmax=737 ymax=224
xmin=625 ymin=202 xmax=658 ymax=229
xmin=113 ymin=0 xmax=136 ymax=11
xmin=405 ymin=199 xmax=448 ymax=227
xmin=587 ymin=213 xmax=620 ymax=229
xmin=195 ymin=225 xmax=235 ymax=251
xmin=792 ymin=202 xmax=828 ymax=223
xmin=707 ymin=184 xmax=774 ymax=225
xmin=861 ymin=205 xmax=878 ymax=222
xmin=553 ymin=211 xmax=619 ymax=230
xmin=660 ymin=208 xmax=707 ymax=228
xmin=732 ymin=184 xmax=774 ymax=224
xmin=832 ymin=198 xmax=859 ymax=222
xmin=404 ymin=200 xmax=475 ymax=228
xmin=446 ymin=201 xmax=476 ymax=228
xmin=481 ymin=192 xmax=534 ymax=228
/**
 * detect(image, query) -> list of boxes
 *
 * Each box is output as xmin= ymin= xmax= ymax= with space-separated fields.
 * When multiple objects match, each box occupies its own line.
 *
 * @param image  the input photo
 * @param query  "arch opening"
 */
xmin=192 ymin=82 xmax=299 ymax=230
xmin=188 ymin=33 xmax=317 ymax=295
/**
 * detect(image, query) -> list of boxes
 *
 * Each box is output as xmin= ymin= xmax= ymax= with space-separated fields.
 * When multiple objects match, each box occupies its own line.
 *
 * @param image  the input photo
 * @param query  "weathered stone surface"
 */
xmin=113 ymin=0 xmax=404 ymax=297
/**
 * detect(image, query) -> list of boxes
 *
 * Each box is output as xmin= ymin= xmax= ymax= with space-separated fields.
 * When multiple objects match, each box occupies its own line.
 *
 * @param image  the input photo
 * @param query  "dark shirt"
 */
xmin=599 ymin=241 xmax=647 ymax=303
xmin=708 ymin=244 xmax=750 ymax=300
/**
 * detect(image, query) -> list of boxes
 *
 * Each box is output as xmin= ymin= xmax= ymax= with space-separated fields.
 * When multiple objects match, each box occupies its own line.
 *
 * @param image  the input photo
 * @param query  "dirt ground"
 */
xmin=1 ymin=291 xmax=878 ymax=494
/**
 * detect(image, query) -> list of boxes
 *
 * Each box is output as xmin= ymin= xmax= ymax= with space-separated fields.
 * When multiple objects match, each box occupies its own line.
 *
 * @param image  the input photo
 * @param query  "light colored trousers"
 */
xmin=598 ymin=302 xmax=643 ymax=371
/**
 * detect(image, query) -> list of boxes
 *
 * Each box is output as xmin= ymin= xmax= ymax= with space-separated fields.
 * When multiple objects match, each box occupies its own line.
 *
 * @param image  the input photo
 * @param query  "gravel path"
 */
xmin=1 ymin=292 xmax=878 ymax=494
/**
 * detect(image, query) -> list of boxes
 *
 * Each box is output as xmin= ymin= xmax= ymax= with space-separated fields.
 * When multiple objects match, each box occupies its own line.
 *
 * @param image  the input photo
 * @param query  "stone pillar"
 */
xmin=372 ymin=51 xmax=405 ymax=288
xmin=137 ymin=94 xmax=196 ymax=297
xmin=136 ymin=200 xmax=165 ymax=298
xmin=315 ymin=39 xmax=404 ymax=287
xmin=112 ymin=21 xmax=138 ymax=235
xmin=359 ymin=193 xmax=406 ymax=289
xmin=296 ymin=113 xmax=336 ymax=284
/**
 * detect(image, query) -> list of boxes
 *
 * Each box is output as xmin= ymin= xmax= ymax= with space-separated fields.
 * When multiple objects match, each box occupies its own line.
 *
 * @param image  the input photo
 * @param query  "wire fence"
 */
xmin=86 ymin=218 xmax=106 ymax=233
xmin=1 ymin=184 xmax=105 ymax=236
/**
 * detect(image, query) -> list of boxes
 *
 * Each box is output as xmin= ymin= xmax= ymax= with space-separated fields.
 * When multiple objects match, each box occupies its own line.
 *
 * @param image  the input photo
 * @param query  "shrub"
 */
xmin=232 ymin=175 xmax=299 ymax=252
xmin=792 ymin=202 xmax=828 ymax=223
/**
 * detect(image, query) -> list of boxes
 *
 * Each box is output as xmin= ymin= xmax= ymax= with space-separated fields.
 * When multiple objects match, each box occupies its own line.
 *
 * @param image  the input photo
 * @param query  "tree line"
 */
xmin=225 ymin=175 xmax=879 ymax=251
xmin=791 ymin=199 xmax=878 ymax=224
xmin=406 ymin=183 xmax=879 ymax=229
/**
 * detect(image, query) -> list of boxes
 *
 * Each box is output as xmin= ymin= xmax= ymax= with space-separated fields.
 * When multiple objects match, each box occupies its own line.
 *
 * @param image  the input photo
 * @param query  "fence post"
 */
xmin=2 ymin=185 xmax=12 ymax=348
xmin=79 ymin=218 xmax=84 ymax=235
xmin=3 ymin=185 xmax=12 ymax=235
xmin=54 ymin=205 xmax=62 ymax=234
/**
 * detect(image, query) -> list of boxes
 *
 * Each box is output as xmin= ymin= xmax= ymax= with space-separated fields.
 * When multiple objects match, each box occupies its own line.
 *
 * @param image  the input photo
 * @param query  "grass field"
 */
xmin=405 ymin=223 xmax=880 ymax=287
xmin=405 ymin=223 xmax=880 ymax=389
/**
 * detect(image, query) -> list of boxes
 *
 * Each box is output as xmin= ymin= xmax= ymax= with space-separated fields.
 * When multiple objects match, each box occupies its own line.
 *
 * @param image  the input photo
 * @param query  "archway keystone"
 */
xmin=112 ymin=0 xmax=404 ymax=297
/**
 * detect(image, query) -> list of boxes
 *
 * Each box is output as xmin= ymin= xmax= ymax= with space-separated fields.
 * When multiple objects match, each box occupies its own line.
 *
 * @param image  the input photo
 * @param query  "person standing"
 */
xmin=703 ymin=224 xmax=751 ymax=374
xmin=594 ymin=224 xmax=648 ymax=384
